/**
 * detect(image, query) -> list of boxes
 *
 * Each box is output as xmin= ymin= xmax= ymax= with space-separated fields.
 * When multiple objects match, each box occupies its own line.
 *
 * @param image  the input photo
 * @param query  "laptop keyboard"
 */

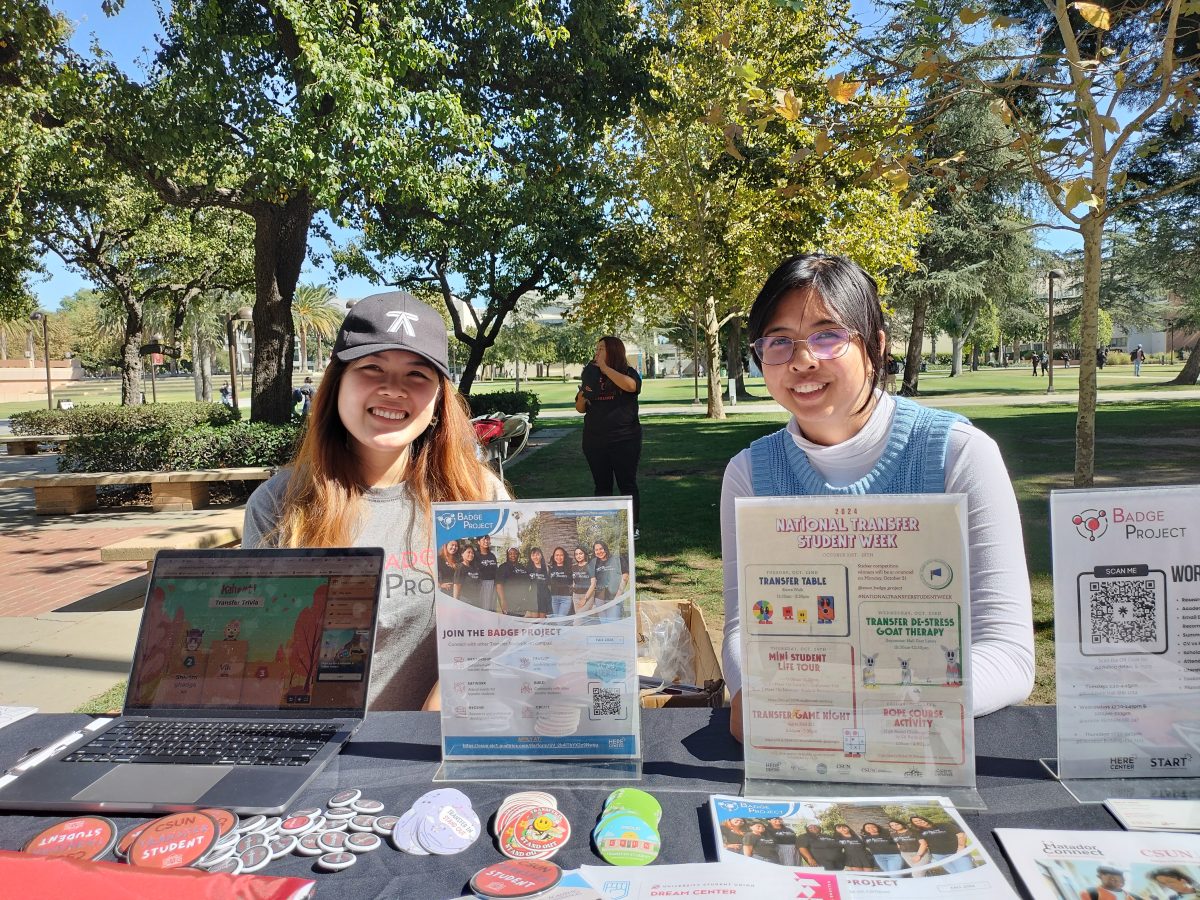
xmin=62 ymin=721 xmax=340 ymax=767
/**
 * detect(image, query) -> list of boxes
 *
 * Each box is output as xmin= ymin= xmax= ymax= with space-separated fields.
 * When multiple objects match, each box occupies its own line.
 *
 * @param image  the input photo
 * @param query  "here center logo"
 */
xmin=1071 ymin=508 xmax=1107 ymax=541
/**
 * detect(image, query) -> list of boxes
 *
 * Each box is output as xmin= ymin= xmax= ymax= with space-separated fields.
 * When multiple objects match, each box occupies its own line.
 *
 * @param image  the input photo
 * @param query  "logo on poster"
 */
xmin=753 ymin=600 xmax=773 ymax=624
xmin=793 ymin=871 xmax=841 ymax=899
xmin=1071 ymin=508 xmax=1108 ymax=541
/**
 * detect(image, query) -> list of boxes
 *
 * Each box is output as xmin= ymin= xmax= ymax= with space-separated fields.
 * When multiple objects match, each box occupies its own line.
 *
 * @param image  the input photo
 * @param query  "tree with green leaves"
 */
xmin=291 ymin=284 xmax=344 ymax=373
xmin=579 ymin=0 xmax=925 ymax=418
xmin=344 ymin=0 xmax=651 ymax=395
xmin=56 ymin=0 xmax=494 ymax=420
xmin=842 ymin=0 xmax=1200 ymax=484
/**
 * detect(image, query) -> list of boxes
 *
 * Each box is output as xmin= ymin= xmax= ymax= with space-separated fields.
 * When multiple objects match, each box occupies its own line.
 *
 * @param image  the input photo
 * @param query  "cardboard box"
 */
xmin=636 ymin=599 xmax=726 ymax=708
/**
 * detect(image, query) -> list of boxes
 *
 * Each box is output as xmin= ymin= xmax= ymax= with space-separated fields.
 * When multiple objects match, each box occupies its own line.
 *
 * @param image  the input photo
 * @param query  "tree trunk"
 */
xmin=702 ymin=296 xmax=725 ymax=419
xmin=0 ymin=331 xmax=6 ymax=360
xmin=949 ymin=336 xmax=964 ymax=376
xmin=120 ymin=301 xmax=144 ymax=405
xmin=250 ymin=197 xmax=313 ymax=423
xmin=192 ymin=325 xmax=203 ymax=400
xmin=201 ymin=344 xmax=213 ymax=401
xmin=457 ymin=339 xmax=489 ymax=395
xmin=970 ymin=344 xmax=980 ymax=372
xmin=1075 ymin=214 xmax=1103 ymax=487
xmin=1169 ymin=338 xmax=1200 ymax=385
xmin=299 ymin=328 xmax=308 ymax=374
xmin=901 ymin=292 xmax=929 ymax=396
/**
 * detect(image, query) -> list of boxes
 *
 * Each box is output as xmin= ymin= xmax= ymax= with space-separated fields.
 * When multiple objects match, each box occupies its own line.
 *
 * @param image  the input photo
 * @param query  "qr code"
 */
xmin=591 ymin=684 xmax=623 ymax=718
xmin=1080 ymin=573 xmax=1168 ymax=655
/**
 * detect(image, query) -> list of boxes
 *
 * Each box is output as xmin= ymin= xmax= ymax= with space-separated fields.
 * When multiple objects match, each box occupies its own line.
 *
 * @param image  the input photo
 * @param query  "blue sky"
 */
xmin=33 ymin=0 xmax=1079 ymax=309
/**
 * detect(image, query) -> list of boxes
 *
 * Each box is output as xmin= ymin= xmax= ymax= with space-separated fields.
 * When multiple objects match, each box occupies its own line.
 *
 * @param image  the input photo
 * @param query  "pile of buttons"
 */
xmin=391 ymin=788 xmax=482 ymax=856
xmin=592 ymin=788 xmax=661 ymax=866
xmin=494 ymin=790 xmax=570 ymax=860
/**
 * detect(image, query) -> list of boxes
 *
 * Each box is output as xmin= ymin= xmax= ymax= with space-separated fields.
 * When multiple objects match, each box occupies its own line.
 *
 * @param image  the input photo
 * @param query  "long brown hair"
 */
xmin=598 ymin=335 xmax=628 ymax=371
xmin=269 ymin=358 xmax=496 ymax=547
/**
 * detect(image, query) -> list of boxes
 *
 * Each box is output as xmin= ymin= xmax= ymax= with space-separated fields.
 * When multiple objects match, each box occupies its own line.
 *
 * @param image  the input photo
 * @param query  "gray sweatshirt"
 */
xmin=242 ymin=468 xmax=507 ymax=710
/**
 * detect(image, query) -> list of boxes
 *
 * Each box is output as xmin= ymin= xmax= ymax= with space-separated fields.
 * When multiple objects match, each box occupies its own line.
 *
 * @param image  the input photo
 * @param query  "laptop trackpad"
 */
xmin=74 ymin=764 xmax=233 ymax=803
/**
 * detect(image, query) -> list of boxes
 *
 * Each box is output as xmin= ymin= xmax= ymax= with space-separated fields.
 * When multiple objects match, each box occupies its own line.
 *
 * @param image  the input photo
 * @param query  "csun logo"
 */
xmin=1071 ymin=508 xmax=1107 ymax=541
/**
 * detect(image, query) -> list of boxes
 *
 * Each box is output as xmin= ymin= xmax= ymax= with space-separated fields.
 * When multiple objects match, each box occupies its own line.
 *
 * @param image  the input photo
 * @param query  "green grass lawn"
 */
xmin=7 ymin=359 xmax=1191 ymax=420
xmin=508 ymin=400 xmax=1200 ymax=706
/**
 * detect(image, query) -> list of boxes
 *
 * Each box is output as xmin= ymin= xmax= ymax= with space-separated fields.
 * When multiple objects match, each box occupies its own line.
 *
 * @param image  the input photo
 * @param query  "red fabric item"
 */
xmin=0 ymin=850 xmax=315 ymax=899
xmin=473 ymin=418 xmax=505 ymax=445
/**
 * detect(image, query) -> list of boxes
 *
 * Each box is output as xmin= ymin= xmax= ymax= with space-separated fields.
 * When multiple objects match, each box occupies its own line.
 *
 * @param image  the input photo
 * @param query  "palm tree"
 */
xmin=291 ymin=284 xmax=344 ymax=372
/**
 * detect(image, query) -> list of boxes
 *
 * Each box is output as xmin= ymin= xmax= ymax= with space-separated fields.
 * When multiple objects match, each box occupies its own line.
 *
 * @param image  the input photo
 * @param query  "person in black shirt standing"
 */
xmin=910 ymin=815 xmax=972 ymax=874
xmin=860 ymin=821 xmax=903 ymax=873
xmin=496 ymin=546 xmax=532 ymax=616
xmin=570 ymin=545 xmax=596 ymax=623
xmin=453 ymin=544 xmax=483 ymax=606
xmin=800 ymin=823 xmax=844 ymax=870
xmin=576 ymin=336 xmax=643 ymax=538
xmin=887 ymin=819 xmax=927 ymax=876
xmin=766 ymin=817 xmax=798 ymax=867
xmin=526 ymin=547 xmax=552 ymax=618
xmin=833 ymin=823 xmax=876 ymax=871
xmin=475 ymin=534 xmax=499 ymax=613
xmin=742 ymin=820 xmax=780 ymax=863
xmin=547 ymin=546 xmax=572 ymax=618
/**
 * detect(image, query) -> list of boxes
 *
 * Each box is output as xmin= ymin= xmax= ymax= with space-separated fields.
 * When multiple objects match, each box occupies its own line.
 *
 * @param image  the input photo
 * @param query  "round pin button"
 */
xmin=236 ymin=832 xmax=268 ymax=854
xmin=327 ymin=788 xmax=362 ymax=808
xmin=317 ymin=830 xmax=349 ymax=853
xmin=197 ymin=807 xmax=239 ymax=838
xmin=128 ymin=811 xmax=219 ymax=869
xmin=205 ymin=854 xmax=244 ymax=875
xmin=469 ymin=859 xmax=562 ymax=899
xmin=603 ymin=789 xmax=662 ymax=827
xmin=345 ymin=831 xmax=382 ymax=854
xmin=237 ymin=814 xmax=267 ymax=834
xmin=348 ymin=814 xmax=377 ymax=832
xmin=24 ymin=816 xmax=118 ymax=861
xmin=317 ymin=850 xmax=357 ymax=871
xmin=268 ymin=834 xmax=298 ymax=859
xmin=239 ymin=843 xmax=271 ymax=873
xmin=279 ymin=815 xmax=317 ymax=836
xmin=593 ymin=812 xmax=660 ymax=866
xmin=295 ymin=833 xmax=326 ymax=857
xmin=373 ymin=815 xmax=400 ymax=836
xmin=116 ymin=820 xmax=153 ymax=860
xmin=350 ymin=797 xmax=385 ymax=815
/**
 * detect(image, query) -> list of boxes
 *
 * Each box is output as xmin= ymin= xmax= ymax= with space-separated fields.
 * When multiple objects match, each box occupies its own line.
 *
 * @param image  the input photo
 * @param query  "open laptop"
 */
xmin=0 ymin=547 xmax=384 ymax=815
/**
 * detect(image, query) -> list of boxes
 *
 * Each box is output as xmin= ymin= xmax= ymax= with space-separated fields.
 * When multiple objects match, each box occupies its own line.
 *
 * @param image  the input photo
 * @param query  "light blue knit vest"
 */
xmin=749 ymin=397 xmax=966 ymax=496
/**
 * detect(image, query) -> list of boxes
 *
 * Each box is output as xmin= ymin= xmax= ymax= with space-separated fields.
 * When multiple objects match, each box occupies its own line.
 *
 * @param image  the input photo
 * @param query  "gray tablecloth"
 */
xmin=0 ymin=706 xmax=1117 ymax=898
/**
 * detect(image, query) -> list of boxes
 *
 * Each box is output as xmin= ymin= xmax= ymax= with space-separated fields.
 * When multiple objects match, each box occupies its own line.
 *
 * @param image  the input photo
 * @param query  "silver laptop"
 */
xmin=0 ymin=547 xmax=383 ymax=815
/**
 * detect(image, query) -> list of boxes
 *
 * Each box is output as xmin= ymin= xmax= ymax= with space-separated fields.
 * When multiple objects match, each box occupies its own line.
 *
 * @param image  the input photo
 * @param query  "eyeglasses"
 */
xmin=752 ymin=328 xmax=857 ymax=365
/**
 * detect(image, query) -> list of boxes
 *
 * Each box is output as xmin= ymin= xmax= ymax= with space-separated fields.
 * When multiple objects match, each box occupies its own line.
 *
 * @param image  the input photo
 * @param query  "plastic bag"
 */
xmin=638 ymin=604 xmax=695 ymax=686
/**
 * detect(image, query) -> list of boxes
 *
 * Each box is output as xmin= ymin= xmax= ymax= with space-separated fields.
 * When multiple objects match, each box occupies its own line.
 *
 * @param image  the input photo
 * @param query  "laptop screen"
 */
xmin=125 ymin=549 xmax=383 ymax=713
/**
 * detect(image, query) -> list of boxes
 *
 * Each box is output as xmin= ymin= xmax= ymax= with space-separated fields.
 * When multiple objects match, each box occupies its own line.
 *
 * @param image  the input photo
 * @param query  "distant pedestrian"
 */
xmin=1040 ymin=352 xmax=1049 ymax=376
xmin=1096 ymin=347 xmax=1107 ymax=369
xmin=1133 ymin=344 xmax=1145 ymax=376
xmin=1031 ymin=353 xmax=1038 ymax=376
xmin=220 ymin=383 xmax=233 ymax=407
xmin=294 ymin=376 xmax=315 ymax=416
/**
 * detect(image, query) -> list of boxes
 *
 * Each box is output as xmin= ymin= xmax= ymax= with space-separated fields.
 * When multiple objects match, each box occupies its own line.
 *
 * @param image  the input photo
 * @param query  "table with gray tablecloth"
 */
xmin=0 ymin=706 xmax=1118 ymax=897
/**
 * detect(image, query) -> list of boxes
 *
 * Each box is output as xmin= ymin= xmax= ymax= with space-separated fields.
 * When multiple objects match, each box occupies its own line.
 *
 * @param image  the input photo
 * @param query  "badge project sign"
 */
xmin=1051 ymin=486 xmax=1200 ymax=779
xmin=433 ymin=498 xmax=639 ymax=761
xmin=736 ymin=495 xmax=975 ymax=787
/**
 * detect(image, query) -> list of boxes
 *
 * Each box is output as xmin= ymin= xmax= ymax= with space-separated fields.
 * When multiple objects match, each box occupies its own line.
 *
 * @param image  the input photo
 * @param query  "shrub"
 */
xmin=11 ymin=402 xmax=236 ymax=437
xmin=60 ymin=421 xmax=302 ymax=473
xmin=1106 ymin=351 xmax=1130 ymax=366
xmin=465 ymin=390 xmax=541 ymax=425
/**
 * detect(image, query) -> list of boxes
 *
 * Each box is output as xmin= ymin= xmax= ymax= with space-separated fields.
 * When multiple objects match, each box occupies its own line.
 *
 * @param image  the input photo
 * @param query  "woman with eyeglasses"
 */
xmin=721 ymin=254 xmax=1033 ymax=741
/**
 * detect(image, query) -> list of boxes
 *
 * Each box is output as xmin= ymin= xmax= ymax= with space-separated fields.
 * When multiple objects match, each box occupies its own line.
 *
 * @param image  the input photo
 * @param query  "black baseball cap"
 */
xmin=333 ymin=290 xmax=450 ymax=378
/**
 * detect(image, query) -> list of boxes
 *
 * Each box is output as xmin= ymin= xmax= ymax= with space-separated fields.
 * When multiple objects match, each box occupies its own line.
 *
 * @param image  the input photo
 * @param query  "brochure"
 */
xmin=703 ymin=793 xmax=1017 ymax=898
xmin=735 ymin=495 xmax=974 ymax=787
xmin=432 ymin=498 xmax=639 ymax=760
xmin=1105 ymin=798 xmax=1200 ymax=832
xmin=1050 ymin=486 xmax=1200 ymax=779
xmin=995 ymin=827 xmax=1200 ymax=900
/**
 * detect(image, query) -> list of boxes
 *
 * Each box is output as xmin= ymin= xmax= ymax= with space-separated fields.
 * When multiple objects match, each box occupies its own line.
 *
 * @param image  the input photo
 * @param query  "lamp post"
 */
xmin=29 ymin=311 xmax=52 ymax=410
xmin=225 ymin=306 xmax=253 ymax=411
xmin=1046 ymin=269 xmax=1064 ymax=395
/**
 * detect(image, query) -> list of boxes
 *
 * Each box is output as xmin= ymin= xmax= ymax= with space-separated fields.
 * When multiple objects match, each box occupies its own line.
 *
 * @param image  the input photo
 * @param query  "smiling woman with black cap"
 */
xmin=242 ymin=291 xmax=507 ymax=710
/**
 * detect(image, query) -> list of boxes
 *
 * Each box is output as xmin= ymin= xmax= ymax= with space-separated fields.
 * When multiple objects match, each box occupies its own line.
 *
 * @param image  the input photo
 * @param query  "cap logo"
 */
xmin=386 ymin=310 xmax=419 ymax=336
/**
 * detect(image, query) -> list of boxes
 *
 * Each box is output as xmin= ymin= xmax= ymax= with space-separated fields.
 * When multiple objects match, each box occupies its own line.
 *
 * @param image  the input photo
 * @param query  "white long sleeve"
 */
xmin=720 ymin=393 xmax=1034 ymax=717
